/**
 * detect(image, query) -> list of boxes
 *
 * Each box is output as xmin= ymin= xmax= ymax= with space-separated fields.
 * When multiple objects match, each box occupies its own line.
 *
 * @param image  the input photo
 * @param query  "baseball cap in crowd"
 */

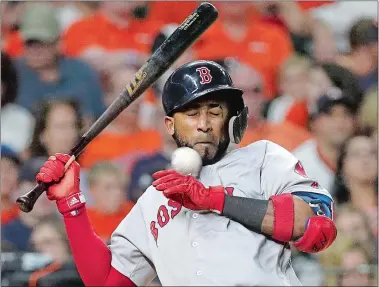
xmin=151 ymin=24 xmax=180 ymax=54
xmin=20 ymin=3 xmax=60 ymax=43
xmin=310 ymin=88 xmax=357 ymax=119
xmin=320 ymin=63 xmax=363 ymax=106
xmin=1 ymin=145 xmax=21 ymax=166
xmin=350 ymin=18 xmax=378 ymax=48
xmin=18 ymin=157 xmax=48 ymax=183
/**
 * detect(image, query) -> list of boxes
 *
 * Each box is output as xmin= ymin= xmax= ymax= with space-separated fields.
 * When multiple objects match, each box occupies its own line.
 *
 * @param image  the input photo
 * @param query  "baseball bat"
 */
xmin=16 ymin=2 xmax=218 ymax=213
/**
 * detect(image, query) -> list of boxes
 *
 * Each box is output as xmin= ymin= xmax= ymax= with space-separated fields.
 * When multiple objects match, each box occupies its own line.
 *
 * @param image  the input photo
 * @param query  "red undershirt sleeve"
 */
xmin=63 ymin=206 xmax=136 ymax=286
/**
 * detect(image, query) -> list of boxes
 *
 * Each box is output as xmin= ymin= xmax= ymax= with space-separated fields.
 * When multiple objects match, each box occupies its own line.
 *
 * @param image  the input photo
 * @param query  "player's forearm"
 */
xmin=222 ymin=195 xmax=313 ymax=240
xmin=63 ymin=206 xmax=135 ymax=286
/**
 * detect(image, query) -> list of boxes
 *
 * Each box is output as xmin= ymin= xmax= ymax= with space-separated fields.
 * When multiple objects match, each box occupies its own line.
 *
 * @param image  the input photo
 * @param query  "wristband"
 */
xmin=208 ymin=186 xmax=226 ymax=214
xmin=56 ymin=192 xmax=86 ymax=217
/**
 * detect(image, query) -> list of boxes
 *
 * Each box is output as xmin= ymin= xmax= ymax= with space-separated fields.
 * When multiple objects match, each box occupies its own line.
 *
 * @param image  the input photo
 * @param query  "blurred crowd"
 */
xmin=1 ymin=1 xmax=378 ymax=286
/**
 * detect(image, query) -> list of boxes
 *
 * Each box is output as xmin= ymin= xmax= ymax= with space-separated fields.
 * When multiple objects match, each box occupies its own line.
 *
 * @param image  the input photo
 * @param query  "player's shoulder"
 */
xmin=292 ymin=138 xmax=316 ymax=156
xmin=226 ymin=140 xmax=268 ymax=162
xmin=240 ymin=140 xmax=293 ymax=156
xmin=225 ymin=140 xmax=293 ymax=166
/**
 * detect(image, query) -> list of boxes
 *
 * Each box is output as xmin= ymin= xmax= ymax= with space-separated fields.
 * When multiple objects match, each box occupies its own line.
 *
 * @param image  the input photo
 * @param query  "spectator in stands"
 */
xmin=1 ymin=145 xmax=21 ymax=225
xmin=30 ymin=216 xmax=71 ymax=264
xmin=335 ymin=205 xmax=377 ymax=258
xmin=14 ymin=3 xmax=105 ymax=124
xmin=337 ymin=18 xmax=378 ymax=93
xmin=195 ymin=2 xmax=293 ymax=99
xmin=323 ymin=63 xmax=362 ymax=104
xmin=254 ymin=2 xmax=338 ymax=63
xmin=8 ymin=215 xmax=84 ymax=287
xmin=320 ymin=237 xmax=375 ymax=286
xmin=309 ymin=62 xmax=363 ymax=108
xmin=293 ymin=89 xmax=356 ymax=193
xmin=227 ymin=61 xmax=311 ymax=151
xmin=334 ymin=131 xmax=378 ymax=237
xmin=1 ymin=52 xmax=35 ymax=156
xmin=62 ymin=1 xmax=163 ymax=73
xmin=79 ymin=66 xmax=162 ymax=171
xmin=29 ymin=99 xmax=82 ymax=158
xmin=51 ymin=2 xmax=99 ymax=31
xmin=358 ymin=86 xmax=378 ymax=151
xmin=308 ymin=64 xmax=335 ymax=109
xmin=359 ymin=86 xmax=378 ymax=131
xmin=338 ymin=242 xmax=375 ymax=286
xmin=2 ymin=157 xmax=56 ymax=251
xmin=1 ymin=1 xmax=26 ymax=57
xmin=303 ymin=1 xmax=377 ymax=53
xmin=266 ymin=54 xmax=311 ymax=129
xmin=86 ymin=162 xmax=134 ymax=242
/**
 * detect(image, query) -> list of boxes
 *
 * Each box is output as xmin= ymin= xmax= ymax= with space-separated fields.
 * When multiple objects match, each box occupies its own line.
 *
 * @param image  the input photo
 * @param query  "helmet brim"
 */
xmin=167 ymin=86 xmax=244 ymax=116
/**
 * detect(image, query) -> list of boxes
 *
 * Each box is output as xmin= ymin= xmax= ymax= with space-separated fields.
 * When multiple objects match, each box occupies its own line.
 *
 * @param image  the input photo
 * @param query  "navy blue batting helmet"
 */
xmin=162 ymin=60 xmax=248 ymax=144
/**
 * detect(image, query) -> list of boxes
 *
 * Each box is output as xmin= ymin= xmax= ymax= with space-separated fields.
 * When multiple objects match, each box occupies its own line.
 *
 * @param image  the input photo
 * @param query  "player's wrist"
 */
xmin=56 ymin=191 xmax=87 ymax=217
xmin=208 ymin=186 xmax=226 ymax=214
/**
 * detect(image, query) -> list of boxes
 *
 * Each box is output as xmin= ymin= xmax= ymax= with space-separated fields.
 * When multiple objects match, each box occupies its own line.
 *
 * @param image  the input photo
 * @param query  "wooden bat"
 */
xmin=16 ymin=2 xmax=218 ymax=212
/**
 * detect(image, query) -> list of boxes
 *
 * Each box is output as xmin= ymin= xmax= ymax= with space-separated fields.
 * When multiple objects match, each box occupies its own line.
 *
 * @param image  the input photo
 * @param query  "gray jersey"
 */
xmin=109 ymin=140 xmax=332 ymax=286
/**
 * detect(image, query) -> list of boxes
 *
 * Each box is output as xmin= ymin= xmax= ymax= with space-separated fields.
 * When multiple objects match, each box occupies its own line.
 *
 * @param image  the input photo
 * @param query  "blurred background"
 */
xmin=1 ymin=1 xmax=378 ymax=286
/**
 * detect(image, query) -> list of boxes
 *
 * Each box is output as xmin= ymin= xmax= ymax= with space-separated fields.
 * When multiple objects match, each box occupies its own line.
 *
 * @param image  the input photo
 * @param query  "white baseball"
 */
xmin=171 ymin=147 xmax=202 ymax=176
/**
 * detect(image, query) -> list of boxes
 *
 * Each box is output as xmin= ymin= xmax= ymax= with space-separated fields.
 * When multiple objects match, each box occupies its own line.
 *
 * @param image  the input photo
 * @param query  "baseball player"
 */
xmin=36 ymin=60 xmax=337 ymax=286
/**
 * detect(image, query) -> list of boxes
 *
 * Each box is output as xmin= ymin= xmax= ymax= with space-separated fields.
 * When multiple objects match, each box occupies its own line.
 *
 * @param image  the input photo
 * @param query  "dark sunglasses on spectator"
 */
xmin=25 ymin=39 xmax=52 ymax=46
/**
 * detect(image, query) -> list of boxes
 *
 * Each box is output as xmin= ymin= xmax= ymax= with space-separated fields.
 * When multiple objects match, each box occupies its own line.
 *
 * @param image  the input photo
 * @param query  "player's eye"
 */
xmin=209 ymin=107 xmax=222 ymax=116
xmin=186 ymin=109 xmax=198 ymax=116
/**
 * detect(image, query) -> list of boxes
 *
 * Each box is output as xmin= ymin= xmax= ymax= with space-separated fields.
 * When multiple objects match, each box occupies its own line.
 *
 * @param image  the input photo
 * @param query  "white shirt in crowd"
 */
xmin=311 ymin=2 xmax=378 ymax=53
xmin=1 ymin=103 xmax=35 ymax=153
xmin=292 ymin=139 xmax=336 ymax=194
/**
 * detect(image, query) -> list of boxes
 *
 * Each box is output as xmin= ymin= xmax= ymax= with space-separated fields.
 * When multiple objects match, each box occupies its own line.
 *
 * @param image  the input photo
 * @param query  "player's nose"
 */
xmin=196 ymin=112 xmax=212 ymax=133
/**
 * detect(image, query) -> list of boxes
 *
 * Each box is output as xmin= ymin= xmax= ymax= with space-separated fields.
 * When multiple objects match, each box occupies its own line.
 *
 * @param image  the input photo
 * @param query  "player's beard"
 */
xmin=172 ymin=128 xmax=230 ymax=166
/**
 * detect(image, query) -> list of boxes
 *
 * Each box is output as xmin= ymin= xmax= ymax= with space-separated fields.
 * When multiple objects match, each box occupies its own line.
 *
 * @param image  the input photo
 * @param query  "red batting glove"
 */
xmin=152 ymin=170 xmax=226 ymax=213
xmin=36 ymin=153 xmax=85 ymax=217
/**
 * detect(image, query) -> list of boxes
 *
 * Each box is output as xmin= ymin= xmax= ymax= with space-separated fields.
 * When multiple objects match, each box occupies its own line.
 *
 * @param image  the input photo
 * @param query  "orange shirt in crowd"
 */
xmin=79 ymin=129 xmax=162 ymax=170
xmin=147 ymin=2 xmax=198 ymax=25
xmin=239 ymin=121 xmax=312 ymax=152
xmin=1 ymin=203 xmax=20 ymax=225
xmin=62 ymin=11 xmax=163 ymax=58
xmin=87 ymin=201 xmax=135 ymax=242
xmin=284 ymin=100 xmax=310 ymax=129
xmin=195 ymin=20 xmax=293 ymax=99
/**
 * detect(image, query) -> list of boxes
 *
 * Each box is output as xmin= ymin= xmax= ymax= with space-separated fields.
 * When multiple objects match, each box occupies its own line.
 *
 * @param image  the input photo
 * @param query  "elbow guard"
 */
xmin=293 ymin=215 xmax=337 ymax=253
xmin=270 ymin=192 xmax=337 ymax=253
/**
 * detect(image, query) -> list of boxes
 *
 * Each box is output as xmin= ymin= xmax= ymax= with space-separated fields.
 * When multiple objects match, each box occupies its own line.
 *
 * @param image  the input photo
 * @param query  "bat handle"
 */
xmin=16 ymin=155 xmax=76 ymax=212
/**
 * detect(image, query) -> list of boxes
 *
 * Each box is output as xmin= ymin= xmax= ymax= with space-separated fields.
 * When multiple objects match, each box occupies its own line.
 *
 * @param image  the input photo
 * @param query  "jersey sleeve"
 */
xmin=109 ymin=202 xmax=157 ymax=286
xmin=260 ymin=141 xmax=332 ymax=200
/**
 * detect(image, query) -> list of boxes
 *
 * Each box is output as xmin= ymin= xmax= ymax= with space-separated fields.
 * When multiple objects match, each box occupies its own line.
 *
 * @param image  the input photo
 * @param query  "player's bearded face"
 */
xmin=170 ymin=100 xmax=230 ymax=166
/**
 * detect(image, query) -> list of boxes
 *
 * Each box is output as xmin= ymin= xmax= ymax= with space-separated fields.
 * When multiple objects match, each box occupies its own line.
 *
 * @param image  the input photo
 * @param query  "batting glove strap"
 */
xmin=56 ymin=192 xmax=86 ymax=218
xmin=208 ymin=186 xmax=226 ymax=214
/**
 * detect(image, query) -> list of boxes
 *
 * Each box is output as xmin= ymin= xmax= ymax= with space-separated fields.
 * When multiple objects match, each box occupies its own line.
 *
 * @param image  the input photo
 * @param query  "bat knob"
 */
xmin=16 ymin=196 xmax=34 ymax=213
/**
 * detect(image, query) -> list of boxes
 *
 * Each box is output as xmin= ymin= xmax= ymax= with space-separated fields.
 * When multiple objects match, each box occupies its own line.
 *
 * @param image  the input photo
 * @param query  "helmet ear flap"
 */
xmin=228 ymin=106 xmax=249 ymax=144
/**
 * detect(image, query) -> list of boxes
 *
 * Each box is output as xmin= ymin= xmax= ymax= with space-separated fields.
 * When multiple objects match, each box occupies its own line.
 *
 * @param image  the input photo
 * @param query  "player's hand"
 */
xmin=36 ymin=153 xmax=85 ymax=216
xmin=152 ymin=170 xmax=226 ymax=213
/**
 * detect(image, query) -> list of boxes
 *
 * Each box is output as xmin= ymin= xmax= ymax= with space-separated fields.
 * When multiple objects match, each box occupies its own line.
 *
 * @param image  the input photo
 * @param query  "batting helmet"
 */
xmin=162 ymin=60 xmax=248 ymax=144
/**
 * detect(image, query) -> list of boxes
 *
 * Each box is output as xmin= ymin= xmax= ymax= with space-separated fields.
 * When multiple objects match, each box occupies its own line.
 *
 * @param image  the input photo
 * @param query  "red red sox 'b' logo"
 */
xmin=196 ymin=67 xmax=213 ymax=84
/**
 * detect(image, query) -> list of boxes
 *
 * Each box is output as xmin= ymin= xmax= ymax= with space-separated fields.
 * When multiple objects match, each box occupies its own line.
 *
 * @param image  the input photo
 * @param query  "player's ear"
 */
xmin=164 ymin=116 xmax=175 ymax=135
